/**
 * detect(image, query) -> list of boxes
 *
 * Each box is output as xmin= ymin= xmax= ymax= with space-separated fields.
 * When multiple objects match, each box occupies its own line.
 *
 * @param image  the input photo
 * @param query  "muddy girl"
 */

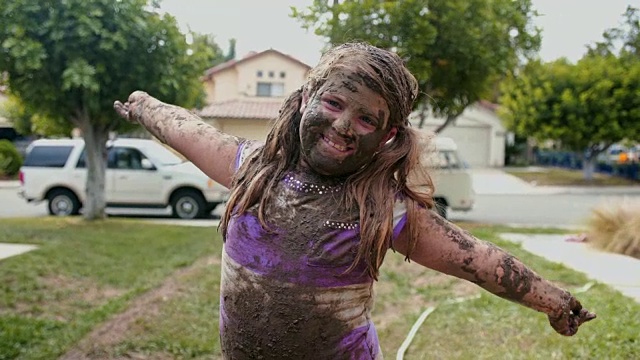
xmin=114 ymin=42 xmax=595 ymax=359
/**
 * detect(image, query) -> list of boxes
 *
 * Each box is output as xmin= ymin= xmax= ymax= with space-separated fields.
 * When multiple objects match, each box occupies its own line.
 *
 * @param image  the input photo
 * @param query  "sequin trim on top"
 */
xmin=324 ymin=220 xmax=359 ymax=230
xmin=283 ymin=173 xmax=343 ymax=195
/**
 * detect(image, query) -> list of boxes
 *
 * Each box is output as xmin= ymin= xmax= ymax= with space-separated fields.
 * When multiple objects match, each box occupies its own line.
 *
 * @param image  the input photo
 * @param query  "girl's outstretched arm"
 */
xmin=394 ymin=206 xmax=596 ymax=336
xmin=114 ymin=91 xmax=241 ymax=188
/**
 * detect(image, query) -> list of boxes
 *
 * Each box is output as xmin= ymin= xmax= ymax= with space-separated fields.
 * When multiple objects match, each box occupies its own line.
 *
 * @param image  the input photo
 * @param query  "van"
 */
xmin=425 ymin=137 xmax=475 ymax=218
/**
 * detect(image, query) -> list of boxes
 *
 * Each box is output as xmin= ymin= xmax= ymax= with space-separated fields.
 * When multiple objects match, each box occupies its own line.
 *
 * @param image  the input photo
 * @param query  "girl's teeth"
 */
xmin=326 ymin=138 xmax=347 ymax=151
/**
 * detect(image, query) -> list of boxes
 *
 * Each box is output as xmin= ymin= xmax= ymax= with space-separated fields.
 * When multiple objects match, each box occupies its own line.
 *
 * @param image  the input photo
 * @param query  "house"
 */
xmin=198 ymin=49 xmax=505 ymax=167
xmin=410 ymin=101 xmax=506 ymax=168
xmin=198 ymin=49 xmax=311 ymax=141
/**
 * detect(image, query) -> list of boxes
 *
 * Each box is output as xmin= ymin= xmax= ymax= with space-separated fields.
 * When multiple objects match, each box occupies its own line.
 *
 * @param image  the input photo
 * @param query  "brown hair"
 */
xmin=221 ymin=42 xmax=435 ymax=279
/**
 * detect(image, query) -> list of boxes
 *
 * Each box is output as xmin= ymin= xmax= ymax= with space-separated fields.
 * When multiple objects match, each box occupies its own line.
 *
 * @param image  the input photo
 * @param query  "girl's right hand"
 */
xmin=113 ymin=91 xmax=150 ymax=123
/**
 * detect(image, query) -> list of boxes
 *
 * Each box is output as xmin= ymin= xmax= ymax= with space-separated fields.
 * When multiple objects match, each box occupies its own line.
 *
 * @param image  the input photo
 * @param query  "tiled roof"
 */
xmin=203 ymin=49 xmax=311 ymax=79
xmin=477 ymin=100 xmax=499 ymax=112
xmin=198 ymin=99 xmax=284 ymax=120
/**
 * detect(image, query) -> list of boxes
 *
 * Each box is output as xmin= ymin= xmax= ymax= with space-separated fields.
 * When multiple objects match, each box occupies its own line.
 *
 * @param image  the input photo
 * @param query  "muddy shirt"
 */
xmin=220 ymin=141 xmax=407 ymax=360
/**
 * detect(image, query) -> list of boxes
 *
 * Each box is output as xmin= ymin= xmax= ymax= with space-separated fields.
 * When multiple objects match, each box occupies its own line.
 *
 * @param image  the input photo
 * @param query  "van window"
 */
xmin=23 ymin=145 xmax=73 ymax=168
xmin=436 ymin=150 xmax=462 ymax=169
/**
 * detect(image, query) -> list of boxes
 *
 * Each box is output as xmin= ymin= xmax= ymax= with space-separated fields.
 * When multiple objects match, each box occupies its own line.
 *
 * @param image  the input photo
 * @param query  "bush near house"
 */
xmin=0 ymin=139 xmax=22 ymax=178
xmin=586 ymin=200 xmax=640 ymax=259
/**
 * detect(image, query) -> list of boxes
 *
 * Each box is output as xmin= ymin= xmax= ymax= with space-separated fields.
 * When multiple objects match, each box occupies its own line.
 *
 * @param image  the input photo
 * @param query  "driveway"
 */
xmin=471 ymin=167 xmax=640 ymax=196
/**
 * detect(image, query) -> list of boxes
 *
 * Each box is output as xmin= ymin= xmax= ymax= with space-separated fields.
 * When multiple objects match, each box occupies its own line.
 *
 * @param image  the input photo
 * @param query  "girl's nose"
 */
xmin=332 ymin=114 xmax=353 ymax=135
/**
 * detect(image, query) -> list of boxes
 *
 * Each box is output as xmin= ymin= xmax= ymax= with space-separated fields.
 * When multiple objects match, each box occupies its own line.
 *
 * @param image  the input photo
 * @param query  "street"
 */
xmin=2 ymin=183 xmax=640 ymax=228
xmin=0 ymin=185 xmax=192 ymax=220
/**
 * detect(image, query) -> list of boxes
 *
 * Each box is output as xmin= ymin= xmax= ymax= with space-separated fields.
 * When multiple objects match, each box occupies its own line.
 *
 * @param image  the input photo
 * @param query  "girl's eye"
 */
xmin=360 ymin=116 xmax=376 ymax=126
xmin=324 ymin=99 xmax=341 ymax=109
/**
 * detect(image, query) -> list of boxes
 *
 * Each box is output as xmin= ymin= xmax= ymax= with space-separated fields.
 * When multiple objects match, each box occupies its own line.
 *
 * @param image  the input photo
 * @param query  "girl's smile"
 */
xmin=298 ymin=69 xmax=395 ymax=176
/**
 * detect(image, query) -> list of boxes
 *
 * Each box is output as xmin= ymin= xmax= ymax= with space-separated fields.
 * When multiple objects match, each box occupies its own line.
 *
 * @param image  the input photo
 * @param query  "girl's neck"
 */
xmin=291 ymin=162 xmax=348 ymax=187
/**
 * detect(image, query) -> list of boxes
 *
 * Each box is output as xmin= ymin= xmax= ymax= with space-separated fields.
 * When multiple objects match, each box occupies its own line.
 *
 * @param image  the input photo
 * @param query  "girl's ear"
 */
xmin=299 ymin=89 xmax=310 ymax=113
xmin=380 ymin=127 xmax=398 ymax=147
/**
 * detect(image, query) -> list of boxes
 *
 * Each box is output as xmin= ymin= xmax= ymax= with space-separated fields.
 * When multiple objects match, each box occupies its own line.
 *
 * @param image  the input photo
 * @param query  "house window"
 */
xmin=268 ymin=71 xmax=275 ymax=78
xmin=257 ymin=82 xmax=285 ymax=97
xmin=280 ymin=71 xmax=286 ymax=79
xmin=257 ymin=70 xmax=263 ymax=77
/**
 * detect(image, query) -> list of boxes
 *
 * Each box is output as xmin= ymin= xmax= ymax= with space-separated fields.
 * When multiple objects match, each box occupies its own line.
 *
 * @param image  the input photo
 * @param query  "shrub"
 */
xmin=586 ymin=200 xmax=640 ymax=259
xmin=0 ymin=139 xmax=23 ymax=177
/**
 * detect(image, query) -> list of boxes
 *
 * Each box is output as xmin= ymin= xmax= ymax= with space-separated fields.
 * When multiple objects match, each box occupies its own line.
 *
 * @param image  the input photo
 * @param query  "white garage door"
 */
xmin=438 ymin=126 xmax=491 ymax=168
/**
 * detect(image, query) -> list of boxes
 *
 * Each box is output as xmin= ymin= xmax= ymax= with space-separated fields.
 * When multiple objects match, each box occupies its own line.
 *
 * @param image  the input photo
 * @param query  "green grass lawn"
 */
xmin=506 ymin=167 xmax=639 ymax=186
xmin=0 ymin=218 xmax=638 ymax=359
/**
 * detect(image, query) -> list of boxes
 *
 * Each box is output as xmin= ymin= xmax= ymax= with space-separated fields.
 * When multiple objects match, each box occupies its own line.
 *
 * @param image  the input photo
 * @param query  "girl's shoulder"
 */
xmin=235 ymin=140 xmax=265 ymax=170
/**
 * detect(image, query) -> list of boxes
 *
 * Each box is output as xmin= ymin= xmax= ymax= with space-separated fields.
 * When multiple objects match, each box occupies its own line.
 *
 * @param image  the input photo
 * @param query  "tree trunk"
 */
xmin=79 ymin=118 xmax=109 ymax=220
xmin=434 ymin=114 xmax=459 ymax=134
xmin=583 ymin=157 xmax=596 ymax=181
xmin=417 ymin=100 xmax=428 ymax=129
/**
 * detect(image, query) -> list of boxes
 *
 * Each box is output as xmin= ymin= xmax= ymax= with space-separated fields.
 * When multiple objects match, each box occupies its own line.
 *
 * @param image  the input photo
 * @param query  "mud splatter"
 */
xmin=494 ymin=255 xmax=538 ymax=301
xmin=221 ymin=174 xmax=376 ymax=359
xmin=432 ymin=214 xmax=475 ymax=250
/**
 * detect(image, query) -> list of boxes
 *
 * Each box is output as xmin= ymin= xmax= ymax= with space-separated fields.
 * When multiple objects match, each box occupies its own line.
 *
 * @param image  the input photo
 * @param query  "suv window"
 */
xmin=23 ymin=145 xmax=73 ymax=167
xmin=109 ymin=147 xmax=147 ymax=170
xmin=76 ymin=147 xmax=149 ymax=170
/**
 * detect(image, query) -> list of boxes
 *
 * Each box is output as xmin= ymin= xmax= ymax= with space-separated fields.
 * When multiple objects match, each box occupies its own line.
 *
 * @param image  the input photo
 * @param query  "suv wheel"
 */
xmin=47 ymin=189 xmax=81 ymax=216
xmin=171 ymin=190 xmax=206 ymax=220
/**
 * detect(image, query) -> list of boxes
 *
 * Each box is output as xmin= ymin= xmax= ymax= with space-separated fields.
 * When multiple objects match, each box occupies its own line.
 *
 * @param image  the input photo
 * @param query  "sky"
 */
xmin=158 ymin=0 xmax=636 ymax=66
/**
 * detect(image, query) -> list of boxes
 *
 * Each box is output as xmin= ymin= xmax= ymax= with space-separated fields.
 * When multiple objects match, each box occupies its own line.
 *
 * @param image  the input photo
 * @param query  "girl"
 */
xmin=114 ymin=42 xmax=595 ymax=359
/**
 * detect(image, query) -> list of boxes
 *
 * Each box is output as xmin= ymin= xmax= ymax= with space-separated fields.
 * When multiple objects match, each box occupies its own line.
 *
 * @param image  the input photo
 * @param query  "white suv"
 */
xmin=19 ymin=138 xmax=229 ymax=219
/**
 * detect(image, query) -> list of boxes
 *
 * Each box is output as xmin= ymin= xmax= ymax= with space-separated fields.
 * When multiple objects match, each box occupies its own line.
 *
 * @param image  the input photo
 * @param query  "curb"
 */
xmin=0 ymin=181 xmax=20 ymax=189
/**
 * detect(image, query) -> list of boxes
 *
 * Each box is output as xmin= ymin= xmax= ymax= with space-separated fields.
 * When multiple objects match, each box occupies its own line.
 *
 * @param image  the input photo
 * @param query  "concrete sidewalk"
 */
xmin=0 ymin=243 xmax=38 ymax=261
xmin=471 ymin=168 xmax=640 ymax=196
xmin=501 ymin=232 xmax=640 ymax=303
xmin=471 ymin=168 xmax=562 ymax=195
xmin=0 ymin=180 xmax=19 ymax=189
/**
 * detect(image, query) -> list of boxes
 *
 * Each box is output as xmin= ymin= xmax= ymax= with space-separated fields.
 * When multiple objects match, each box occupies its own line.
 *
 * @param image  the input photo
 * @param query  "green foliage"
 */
xmin=0 ymin=139 xmax=23 ymax=176
xmin=0 ymin=0 xmax=223 ymax=132
xmin=0 ymin=94 xmax=71 ymax=137
xmin=225 ymin=38 xmax=237 ymax=61
xmin=292 ymin=0 xmax=540 ymax=120
xmin=499 ymin=55 xmax=640 ymax=155
xmin=588 ymin=6 xmax=640 ymax=59
xmin=0 ymin=0 xmax=224 ymax=218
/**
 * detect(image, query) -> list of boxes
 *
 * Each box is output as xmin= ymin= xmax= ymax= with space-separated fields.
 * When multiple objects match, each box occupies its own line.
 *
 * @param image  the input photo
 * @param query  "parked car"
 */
xmin=432 ymin=137 xmax=475 ymax=218
xmin=424 ymin=137 xmax=476 ymax=218
xmin=18 ymin=138 xmax=229 ymax=219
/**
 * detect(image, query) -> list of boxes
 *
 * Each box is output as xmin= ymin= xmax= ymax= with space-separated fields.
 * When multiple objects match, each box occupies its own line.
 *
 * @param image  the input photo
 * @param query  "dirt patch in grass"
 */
xmin=506 ymin=167 xmax=640 ymax=186
xmin=1 ymin=275 xmax=124 ymax=322
xmin=60 ymin=256 xmax=220 ymax=360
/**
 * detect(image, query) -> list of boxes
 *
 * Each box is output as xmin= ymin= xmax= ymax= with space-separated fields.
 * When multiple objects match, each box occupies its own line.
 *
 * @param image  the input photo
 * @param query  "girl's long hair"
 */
xmin=220 ymin=42 xmax=435 ymax=279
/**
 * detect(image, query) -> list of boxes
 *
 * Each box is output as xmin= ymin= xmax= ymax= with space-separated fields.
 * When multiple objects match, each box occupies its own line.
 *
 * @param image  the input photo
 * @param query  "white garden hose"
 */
xmin=396 ymin=294 xmax=480 ymax=360
xmin=395 ymin=282 xmax=595 ymax=360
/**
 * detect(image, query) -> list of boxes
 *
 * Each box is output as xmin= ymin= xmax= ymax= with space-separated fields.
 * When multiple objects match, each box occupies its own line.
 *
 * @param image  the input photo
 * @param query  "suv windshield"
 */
xmin=142 ymin=142 xmax=184 ymax=166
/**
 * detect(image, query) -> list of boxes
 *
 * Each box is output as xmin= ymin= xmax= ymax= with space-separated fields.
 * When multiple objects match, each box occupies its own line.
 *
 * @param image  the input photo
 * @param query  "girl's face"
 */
xmin=298 ymin=69 xmax=396 ymax=177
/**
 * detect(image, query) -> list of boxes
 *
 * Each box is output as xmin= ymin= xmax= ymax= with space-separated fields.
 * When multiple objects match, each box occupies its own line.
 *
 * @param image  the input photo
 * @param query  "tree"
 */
xmin=0 ymin=0 xmax=223 ymax=219
xmin=292 ymin=0 xmax=540 ymax=132
xmin=225 ymin=38 xmax=237 ymax=61
xmin=499 ymin=56 xmax=640 ymax=180
xmin=0 ymin=94 xmax=71 ymax=137
xmin=588 ymin=6 xmax=639 ymax=59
